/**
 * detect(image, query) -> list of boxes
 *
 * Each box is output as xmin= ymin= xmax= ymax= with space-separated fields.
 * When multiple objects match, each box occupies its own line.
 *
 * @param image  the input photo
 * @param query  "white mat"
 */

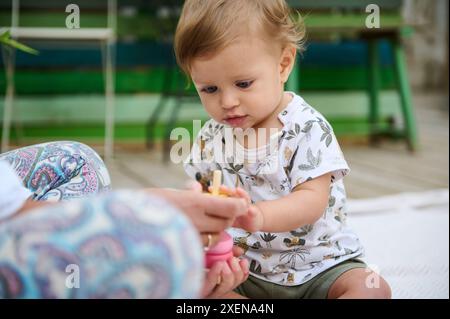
xmin=347 ymin=189 xmax=449 ymax=299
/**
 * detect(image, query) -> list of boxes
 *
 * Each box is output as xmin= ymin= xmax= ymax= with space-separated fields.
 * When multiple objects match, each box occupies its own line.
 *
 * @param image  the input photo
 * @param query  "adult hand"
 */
xmin=202 ymin=247 xmax=249 ymax=299
xmin=144 ymin=185 xmax=248 ymax=238
xmin=211 ymin=185 xmax=264 ymax=233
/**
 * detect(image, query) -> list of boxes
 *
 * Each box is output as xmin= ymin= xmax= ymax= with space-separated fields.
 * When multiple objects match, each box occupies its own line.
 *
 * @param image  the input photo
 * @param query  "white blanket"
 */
xmin=347 ymin=189 xmax=449 ymax=299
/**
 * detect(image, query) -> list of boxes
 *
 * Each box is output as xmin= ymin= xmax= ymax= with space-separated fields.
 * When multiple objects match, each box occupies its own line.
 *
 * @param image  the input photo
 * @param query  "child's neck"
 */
xmin=236 ymin=91 xmax=292 ymax=149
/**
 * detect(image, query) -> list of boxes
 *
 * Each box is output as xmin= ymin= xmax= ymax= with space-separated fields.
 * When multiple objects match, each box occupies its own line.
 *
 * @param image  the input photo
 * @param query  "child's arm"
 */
xmin=230 ymin=172 xmax=332 ymax=233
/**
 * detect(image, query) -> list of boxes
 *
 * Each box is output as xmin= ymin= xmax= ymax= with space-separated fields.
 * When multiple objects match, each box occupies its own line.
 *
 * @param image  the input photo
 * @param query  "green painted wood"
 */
xmin=288 ymin=0 xmax=402 ymax=10
xmin=368 ymin=39 xmax=381 ymax=142
xmin=1 ymin=117 xmax=395 ymax=143
xmin=0 ymin=67 xmax=397 ymax=94
xmin=392 ymin=39 xmax=418 ymax=151
xmin=300 ymin=13 xmax=403 ymax=31
xmin=0 ymin=12 xmax=173 ymax=40
xmin=0 ymin=91 xmax=402 ymax=140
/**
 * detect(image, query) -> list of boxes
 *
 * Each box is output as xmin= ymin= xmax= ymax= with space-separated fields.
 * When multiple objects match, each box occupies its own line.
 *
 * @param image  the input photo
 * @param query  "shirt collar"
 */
xmin=277 ymin=92 xmax=301 ymax=126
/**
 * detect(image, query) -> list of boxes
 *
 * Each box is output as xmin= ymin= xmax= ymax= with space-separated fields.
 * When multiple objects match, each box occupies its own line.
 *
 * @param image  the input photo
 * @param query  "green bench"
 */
xmin=287 ymin=0 xmax=418 ymax=150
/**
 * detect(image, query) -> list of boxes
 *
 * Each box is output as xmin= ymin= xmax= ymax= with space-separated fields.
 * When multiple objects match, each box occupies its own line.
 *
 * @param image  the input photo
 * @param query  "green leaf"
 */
xmin=0 ymin=30 xmax=10 ymax=40
xmin=0 ymin=31 xmax=38 ymax=55
xmin=223 ymin=168 xmax=234 ymax=174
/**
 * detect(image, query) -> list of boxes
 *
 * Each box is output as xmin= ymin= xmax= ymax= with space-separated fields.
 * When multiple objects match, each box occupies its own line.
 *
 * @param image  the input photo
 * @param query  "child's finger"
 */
xmin=235 ymin=188 xmax=251 ymax=203
xmin=248 ymin=205 xmax=259 ymax=216
xmin=232 ymin=245 xmax=245 ymax=257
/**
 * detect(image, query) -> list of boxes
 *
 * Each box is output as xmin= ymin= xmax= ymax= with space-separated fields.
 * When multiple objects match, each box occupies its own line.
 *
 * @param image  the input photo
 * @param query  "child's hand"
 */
xmin=209 ymin=185 xmax=264 ymax=233
xmin=233 ymin=202 xmax=264 ymax=233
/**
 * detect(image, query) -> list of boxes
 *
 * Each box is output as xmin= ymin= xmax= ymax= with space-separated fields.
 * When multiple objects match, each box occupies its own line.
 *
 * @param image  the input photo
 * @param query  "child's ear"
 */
xmin=279 ymin=45 xmax=297 ymax=84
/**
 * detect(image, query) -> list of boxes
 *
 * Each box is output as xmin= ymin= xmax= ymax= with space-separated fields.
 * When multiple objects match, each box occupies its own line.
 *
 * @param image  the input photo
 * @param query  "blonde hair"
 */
xmin=174 ymin=0 xmax=306 ymax=75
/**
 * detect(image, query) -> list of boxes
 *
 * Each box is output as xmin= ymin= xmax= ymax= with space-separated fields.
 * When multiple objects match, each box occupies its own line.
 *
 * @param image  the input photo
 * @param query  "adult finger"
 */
xmin=202 ymin=262 xmax=225 ymax=298
xmin=200 ymin=232 xmax=221 ymax=248
xmin=208 ymin=263 xmax=233 ymax=298
xmin=228 ymin=257 xmax=245 ymax=287
xmin=195 ymin=215 xmax=231 ymax=233
xmin=185 ymin=180 xmax=203 ymax=193
xmin=204 ymin=196 xmax=248 ymax=219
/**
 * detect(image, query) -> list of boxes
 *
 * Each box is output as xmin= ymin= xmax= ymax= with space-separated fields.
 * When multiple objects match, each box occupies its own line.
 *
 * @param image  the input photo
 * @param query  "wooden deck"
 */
xmin=108 ymin=92 xmax=449 ymax=199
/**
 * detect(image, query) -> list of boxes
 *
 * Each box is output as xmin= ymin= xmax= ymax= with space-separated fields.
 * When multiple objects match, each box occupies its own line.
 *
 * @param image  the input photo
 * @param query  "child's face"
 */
xmin=190 ymin=35 xmax=294 ymax=130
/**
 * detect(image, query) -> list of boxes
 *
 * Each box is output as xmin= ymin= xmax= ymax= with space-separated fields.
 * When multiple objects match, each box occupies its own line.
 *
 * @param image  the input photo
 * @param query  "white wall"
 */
xmin=403 ymin=0 xmax=449 ymax=91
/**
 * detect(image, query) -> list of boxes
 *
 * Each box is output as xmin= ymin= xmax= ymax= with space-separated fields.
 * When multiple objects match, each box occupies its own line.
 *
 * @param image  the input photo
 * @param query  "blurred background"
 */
xmin=0 ymin=0 xmax=448 ymax=298
xmin=0 ymin=0 xmax=447 ymax=195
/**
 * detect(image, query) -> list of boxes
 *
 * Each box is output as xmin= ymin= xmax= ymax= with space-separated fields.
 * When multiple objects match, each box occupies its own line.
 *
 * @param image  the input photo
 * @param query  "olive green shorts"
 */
xmin=235 ymin=258 xmax=367 ymax=299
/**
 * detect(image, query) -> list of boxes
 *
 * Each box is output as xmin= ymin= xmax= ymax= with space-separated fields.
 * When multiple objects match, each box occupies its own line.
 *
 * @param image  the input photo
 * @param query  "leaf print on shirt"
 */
xmin=283 ymin=147 xmax=298 ymax=177
xmin=300 ymin=224 xmax=314 ymax=234
xmin=285 ymin=123 xmax=301 ymax=140
xmin=287 ymin=273 xmax=295 ymax=284
xmin=328 ymin=195 xmax=336 ymax=208
xmin=301 ymin=120 xmax=315 ymax=141
xmin=234 ymin=232 xmax=251 ymax=253
xmin=324 ymin=195 xmax=336 ymax=217
xmin=279 ymin=178 xmax=290 ymax=191
xmin=317 ymin=117 xmax=333 ymax=147
xmin=235 ymin=232 xmax=261 ymax=253
xmin=301 ymin=104 xmax=316 ymax=114
xmin=260 ymin=233 xmax=277 ymax=249
xmin=334 ymin=207 xmax=345 ymax=223
xmin=283 ymin=229 xmax=309 ymax=248
xmin=224 ymin=162 xmax=244 ymax=187
xmin=298 ymin=148 xmax=322 ymax=171
xmin=250 ymin=259 xmax=262 ymax=274
xmin=280 ymin=248 xmax=311 ymax=268
xmin=243 ymin=174 xmax=265 ymax=188
xmin=202 ymin=122 xmax=223 ymax=143
xmin=318 ymin=234 xmax=333 ymax=248
xmin=256 ymin=152 xmax=279 ymax=175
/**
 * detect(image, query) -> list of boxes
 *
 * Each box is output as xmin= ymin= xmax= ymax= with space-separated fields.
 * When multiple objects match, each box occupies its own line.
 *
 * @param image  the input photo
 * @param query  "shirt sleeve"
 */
xmin=289 ymin=118 xmax=350 ymax=189
xmin=0 ymin=160 xmax=32 ymax=220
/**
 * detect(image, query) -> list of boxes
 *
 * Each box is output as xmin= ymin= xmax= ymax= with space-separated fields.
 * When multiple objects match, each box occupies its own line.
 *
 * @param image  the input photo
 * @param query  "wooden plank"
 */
xmin=0 ymin=67 xmax=397 ymax=94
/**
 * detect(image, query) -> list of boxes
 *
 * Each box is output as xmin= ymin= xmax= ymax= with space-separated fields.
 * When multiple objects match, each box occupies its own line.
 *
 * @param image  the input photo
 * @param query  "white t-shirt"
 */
xmin=0 ymin=160 xmax=32 ymax=220
xmin=184 ymin=92 xmax=364 ymax=286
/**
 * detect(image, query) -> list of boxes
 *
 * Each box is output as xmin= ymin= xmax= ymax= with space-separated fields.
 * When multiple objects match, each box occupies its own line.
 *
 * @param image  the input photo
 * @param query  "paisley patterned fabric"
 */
xmin=0 ymin=142 xmax=204 ymax=298
xmin=0 ymin=141 xmax=111 ymax=201
xmin=0 ymin=191 xmax=204 ymax=298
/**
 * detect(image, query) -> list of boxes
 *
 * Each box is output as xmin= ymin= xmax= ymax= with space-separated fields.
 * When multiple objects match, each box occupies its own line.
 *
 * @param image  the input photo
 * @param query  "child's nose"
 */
xmin=220 ymin=90 xmax=240 ymax=109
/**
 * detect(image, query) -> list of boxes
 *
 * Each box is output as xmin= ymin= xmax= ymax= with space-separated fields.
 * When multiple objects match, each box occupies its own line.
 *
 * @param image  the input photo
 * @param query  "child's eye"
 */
xmin=235 ymin=80 xmax=253 ymax=89
xmin=201 ymin=86 xmax=218 ymax=94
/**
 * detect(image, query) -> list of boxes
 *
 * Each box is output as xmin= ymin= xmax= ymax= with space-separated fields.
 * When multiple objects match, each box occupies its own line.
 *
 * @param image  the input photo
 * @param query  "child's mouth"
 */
xmin=224 ymin=115 xmax=248 ymax=127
